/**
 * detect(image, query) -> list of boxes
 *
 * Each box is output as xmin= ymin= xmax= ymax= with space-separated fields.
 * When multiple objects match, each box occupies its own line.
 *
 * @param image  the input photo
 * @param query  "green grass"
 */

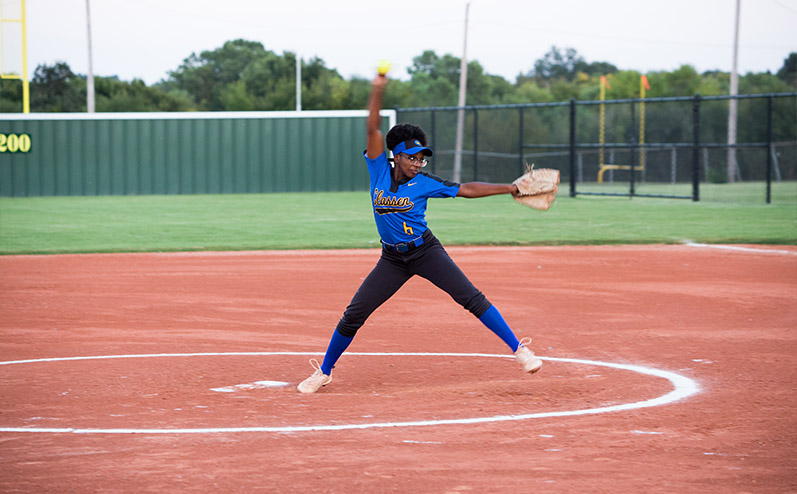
xmin=0 ymin=182 xmax=795 ymax=255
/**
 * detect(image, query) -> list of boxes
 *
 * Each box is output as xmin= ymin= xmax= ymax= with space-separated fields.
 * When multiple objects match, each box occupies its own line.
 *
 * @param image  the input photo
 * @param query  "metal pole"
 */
xmin=726 ymin=0 xmax=741 ymax=183
xmin=630 ymin=101 xmax=636 ymax=198
xmin=766 ymin=96 xmax=772 ymax=204
xmin=85 ymin=0 xmax=95 ymax=113
xmin=296 ymin=53 xmax=301 ymax=111
xmin=692 ymin=94 xmax=702 ymax=202
xmin=453 ymin=1 xmax=470 ymax=183
xmin=518 ymin=107 xmax=524 ymax=174
xmin=473 ymin=109 xmax=478 ymax=181
xmin=569 ymin=98 xmax=577 ymax=197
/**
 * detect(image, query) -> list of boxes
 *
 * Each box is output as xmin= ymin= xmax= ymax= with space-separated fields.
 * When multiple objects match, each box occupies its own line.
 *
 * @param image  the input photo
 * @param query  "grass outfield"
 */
xmin=0 ymin=182 xmax=795 ymax=255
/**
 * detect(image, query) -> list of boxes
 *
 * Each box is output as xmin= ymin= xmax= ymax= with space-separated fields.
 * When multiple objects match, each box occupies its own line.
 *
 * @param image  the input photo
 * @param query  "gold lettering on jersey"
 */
xmin=403 ymin=222 xmax=414 ymax=235
xmin=373 ymin=188 xmax=414 ymax=215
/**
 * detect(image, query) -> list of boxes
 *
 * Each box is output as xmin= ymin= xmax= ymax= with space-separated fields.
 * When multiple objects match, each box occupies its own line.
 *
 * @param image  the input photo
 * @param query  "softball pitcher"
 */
xmin=298 ymin=72 xmax=544 ymax=393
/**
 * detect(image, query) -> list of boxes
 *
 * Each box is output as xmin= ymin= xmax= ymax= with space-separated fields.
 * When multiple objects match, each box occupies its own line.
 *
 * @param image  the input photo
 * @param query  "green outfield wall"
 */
xmin=0 ymin=110 xmax=395 ymax=197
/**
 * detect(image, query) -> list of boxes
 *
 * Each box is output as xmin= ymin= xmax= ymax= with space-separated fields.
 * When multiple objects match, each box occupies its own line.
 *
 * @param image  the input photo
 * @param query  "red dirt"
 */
xmin=1 ymin=245 xmax=795 ymax=493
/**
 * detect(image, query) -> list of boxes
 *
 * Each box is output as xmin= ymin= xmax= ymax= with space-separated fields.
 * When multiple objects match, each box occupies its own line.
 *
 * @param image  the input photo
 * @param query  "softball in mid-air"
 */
xmin=377 ymin=60 xmax=392 ymax=76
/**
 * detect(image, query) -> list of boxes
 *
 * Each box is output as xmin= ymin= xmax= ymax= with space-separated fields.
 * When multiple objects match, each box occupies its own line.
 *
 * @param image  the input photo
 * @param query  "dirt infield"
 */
xmin=1 ymin=245 xmax=795 ymax=493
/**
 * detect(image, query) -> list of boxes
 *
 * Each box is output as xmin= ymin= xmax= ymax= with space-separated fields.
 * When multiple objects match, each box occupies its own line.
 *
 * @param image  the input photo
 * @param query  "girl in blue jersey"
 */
xmin=298 ymin=73 xmax=542 ymax=393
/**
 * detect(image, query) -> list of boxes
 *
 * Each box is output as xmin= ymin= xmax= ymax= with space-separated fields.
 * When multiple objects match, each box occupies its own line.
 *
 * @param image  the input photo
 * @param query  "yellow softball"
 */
xmin=377 ymin=60 xmax=392 ymax=76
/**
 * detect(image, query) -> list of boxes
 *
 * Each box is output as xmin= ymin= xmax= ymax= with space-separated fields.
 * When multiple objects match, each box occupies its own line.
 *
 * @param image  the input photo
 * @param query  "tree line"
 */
xmin=0 ymin=39 xmax=795 ymax=113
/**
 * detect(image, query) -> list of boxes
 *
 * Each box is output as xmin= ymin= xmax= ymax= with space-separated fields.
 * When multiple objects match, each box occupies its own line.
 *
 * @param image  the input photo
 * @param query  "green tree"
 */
xmin=95 ymin=77 xmax=194 ymax=112
xmin=647 ymin=65 xmax=702 ymax=97
xmin=343 ymin=77 xmax=373 ymax=110
xmin=404 ymin=51 xmax=461 ymax=106
xmin=30 ymin=62 xmax=84 ymax=112
xmin=737 ymin=72 xmax=796 ymax=143
xmin=298 ymin=57 xmax=351 ymax=110
xmin=776 ymin=52 xmax=796 ymax=88
xmin=406 ymin=71 xmax=457 ymax=107
xmin=239 ymin=50 xmax=296 ymax=110
xmin=527 ymin=46 xmax=617 ymax=84
xmin=509 ymin=80 xmax=555 ymax=104
xmin=0 ymin=79 xmax=23 ymax=112
xmin=575 ymin=60 xmax=619 ymax=78
xmin=218 ymin=80 xmax=255 ymax=111
xmin=531 ymin=46 xmax=583 ymax=82
xmin=408 ymin=50 xmax=463 ymax=88
xmin=406 ymin=50 xmax=510 ymax=107
xmin=740 ymin=71 xmax=795 ymax=94
xmin=8 ymin=43 xmax=795 ymax=115
xmin=167 ymin=39 xmax=270 ymax=110
xmin=167 ymin=41 xmax=357 ymax=111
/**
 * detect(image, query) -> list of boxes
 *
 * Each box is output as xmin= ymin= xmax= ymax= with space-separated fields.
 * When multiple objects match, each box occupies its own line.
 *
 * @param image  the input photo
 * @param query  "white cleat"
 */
xmin=297 ymin=358 xmax=332 ymax=393
xmin=514 ymin=337 xmax=543 ymax=374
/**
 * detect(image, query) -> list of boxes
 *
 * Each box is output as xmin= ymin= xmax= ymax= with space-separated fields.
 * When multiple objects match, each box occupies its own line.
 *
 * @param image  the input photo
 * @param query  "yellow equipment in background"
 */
xmin=598 ymin=75 xmax=650 ymax=183
xmin=0 ymin=0 xmax=29 ymax=113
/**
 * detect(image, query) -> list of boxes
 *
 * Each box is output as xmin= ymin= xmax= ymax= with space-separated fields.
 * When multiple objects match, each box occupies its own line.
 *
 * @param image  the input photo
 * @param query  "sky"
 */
xmin=2 ymin=0 xmax=796 ymax=86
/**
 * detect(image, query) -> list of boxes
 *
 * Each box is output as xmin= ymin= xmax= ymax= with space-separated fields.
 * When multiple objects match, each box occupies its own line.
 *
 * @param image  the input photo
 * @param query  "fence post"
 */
xmin=569 ymin=98 xmax=576 ymax=197
xmin=766 ymin=96 xmax=773 ymax=204
xmin=692 ymin=94 xmax=701 ymax=202
xmin=630 ymin=100 xmax=637 ymax=198
xmin=473 ymin=109 xmax=479 ymax=181
xmin=430 ymin=109 xmax=437 ymax=174
xmin=518 ymin=107 xmax=525 ymax=175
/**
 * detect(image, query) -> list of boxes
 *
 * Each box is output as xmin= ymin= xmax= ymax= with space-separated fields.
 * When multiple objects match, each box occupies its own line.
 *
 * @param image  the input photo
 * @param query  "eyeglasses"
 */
xmin=399 ymin=153 xmax=429 ymax=167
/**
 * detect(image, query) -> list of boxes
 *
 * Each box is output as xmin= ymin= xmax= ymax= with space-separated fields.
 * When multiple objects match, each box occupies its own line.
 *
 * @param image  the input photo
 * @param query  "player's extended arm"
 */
xmin=366 ymin=75 xmax=388 ymax=159
xmin=457 ymin=182 xmax=519 ymax=198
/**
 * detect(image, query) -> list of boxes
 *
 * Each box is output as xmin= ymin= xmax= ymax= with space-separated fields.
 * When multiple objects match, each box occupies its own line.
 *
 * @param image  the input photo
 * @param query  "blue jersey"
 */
xmin=364 ymin=151 xmax=460 ymax=244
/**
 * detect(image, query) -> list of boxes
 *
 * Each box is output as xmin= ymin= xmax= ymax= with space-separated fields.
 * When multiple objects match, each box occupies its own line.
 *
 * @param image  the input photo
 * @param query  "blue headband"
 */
xmin=392 ymin=139 xmax=433 ymax=157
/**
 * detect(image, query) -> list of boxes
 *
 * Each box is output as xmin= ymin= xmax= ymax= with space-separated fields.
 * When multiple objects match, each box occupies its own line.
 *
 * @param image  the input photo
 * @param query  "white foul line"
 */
xmin=686 ymin=243 xmax=797 ymax=256
xmin=0 ymin=352 xmax=700 ymax=434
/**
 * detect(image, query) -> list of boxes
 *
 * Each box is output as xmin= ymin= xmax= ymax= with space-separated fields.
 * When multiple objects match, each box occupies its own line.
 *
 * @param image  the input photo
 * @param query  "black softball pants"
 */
xmin=335 ymin=230 xmax=491 ymax=338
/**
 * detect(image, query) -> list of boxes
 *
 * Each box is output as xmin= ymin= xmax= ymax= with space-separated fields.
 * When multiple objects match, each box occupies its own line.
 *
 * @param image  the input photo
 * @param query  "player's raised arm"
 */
xmin=366 ymin=74 xmax=388 ymax=159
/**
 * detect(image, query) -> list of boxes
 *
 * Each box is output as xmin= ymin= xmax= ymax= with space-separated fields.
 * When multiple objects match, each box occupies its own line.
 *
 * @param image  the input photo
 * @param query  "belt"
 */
xmin=381 ymin=234 xmax=425 ymax=253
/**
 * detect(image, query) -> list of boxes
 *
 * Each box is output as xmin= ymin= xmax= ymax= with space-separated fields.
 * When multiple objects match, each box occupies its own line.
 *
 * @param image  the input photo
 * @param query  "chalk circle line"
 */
xmin=0 ymin=351 xmax=700 ymax=434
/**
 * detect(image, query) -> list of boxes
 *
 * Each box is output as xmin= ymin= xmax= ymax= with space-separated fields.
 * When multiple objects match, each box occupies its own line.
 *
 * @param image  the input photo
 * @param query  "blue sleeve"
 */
xmin=363 ymin=149 xmax=388 ymax=173
xmin=422 ymin=173 xmax=460 ymax=198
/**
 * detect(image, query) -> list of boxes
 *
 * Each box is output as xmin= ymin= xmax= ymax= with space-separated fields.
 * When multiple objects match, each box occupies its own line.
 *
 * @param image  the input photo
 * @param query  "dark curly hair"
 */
xmin=385 ymin=123 xmax=428 ymax=152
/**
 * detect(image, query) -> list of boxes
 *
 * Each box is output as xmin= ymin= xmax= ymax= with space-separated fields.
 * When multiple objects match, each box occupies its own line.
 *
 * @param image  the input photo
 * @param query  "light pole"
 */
xmin=453 ymin=1 xmax=471 ymax=183
xmin=726 ymin=0 xmax=741 ymax=183
xmin=86 ymin=0 xmax=95 ymax=113
xmin=296 ymin=52 xmax=301 ymax=111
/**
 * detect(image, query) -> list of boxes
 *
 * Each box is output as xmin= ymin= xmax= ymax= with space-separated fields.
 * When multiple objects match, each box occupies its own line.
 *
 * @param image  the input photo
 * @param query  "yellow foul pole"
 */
xmin=639 ymin=75 xmax=649 ymax=170
xmin=599 ymin=75 xmax=611 ymax=169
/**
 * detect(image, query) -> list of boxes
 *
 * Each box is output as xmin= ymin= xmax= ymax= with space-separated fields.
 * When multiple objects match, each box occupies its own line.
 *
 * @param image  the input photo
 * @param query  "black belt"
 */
xmin=381 ymin=233 xmax=426 ymax=253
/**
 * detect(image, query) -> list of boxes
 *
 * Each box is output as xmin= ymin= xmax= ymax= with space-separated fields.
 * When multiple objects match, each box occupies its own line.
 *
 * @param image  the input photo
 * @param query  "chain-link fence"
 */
xmin=398 ymin=92 xmax=796 ymax=203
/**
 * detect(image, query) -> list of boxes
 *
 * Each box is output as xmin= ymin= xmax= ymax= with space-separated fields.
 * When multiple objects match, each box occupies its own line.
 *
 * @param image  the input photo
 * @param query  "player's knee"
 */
xmin=335 ymin=320 xmax=360 ymax=338
xmin=464 ymin=293 xmax=491 ymax=318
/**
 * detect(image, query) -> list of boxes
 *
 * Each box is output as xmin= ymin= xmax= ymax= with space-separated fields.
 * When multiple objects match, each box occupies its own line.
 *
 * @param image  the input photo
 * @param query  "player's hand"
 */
xmin=372 ymin=74 xmax=389 ymax=91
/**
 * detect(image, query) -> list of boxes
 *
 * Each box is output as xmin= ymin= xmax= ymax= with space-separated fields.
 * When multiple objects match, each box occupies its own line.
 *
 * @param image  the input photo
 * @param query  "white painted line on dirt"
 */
xmin=0 ymin=352 xmax=700 ymax=435
xmin=685 ymin=243 xmax=797 ymax=256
